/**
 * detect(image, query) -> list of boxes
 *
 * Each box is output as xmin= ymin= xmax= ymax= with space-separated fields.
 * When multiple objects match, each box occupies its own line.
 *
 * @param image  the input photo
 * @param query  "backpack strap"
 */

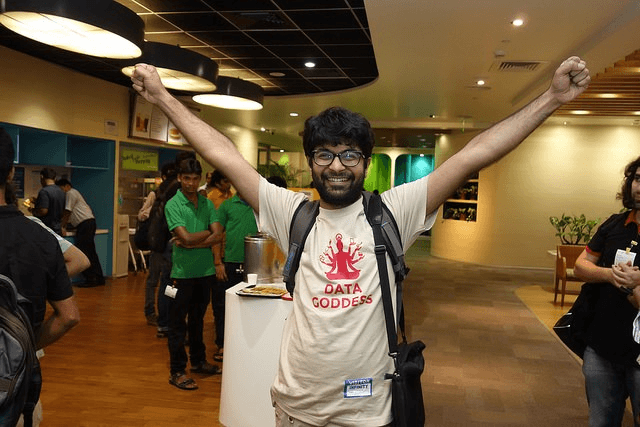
xmin=283 ymin=199 xmax=320 ymax=296
xmin=362 ymin=192 xmax=410 ymax=284
xmin=363 ymin=193 xmax=407 ymax=343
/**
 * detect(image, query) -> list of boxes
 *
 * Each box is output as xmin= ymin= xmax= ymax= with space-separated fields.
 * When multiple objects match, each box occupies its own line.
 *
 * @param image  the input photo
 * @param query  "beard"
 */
xmin=312 ymin=169 xmax=365 ymax=208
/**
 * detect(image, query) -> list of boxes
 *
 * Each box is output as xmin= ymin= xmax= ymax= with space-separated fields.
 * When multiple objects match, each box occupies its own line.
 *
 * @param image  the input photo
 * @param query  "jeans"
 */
xmin=167 ymin=275 xmax=213 ymax=374
xmin=211 ymin=262 xmax=243 ymax=348
xmin=144 ymin=252 xmax=163 ymax=317
xmin=582 ymin=346 xmax=640 ymax=427
xmin=156 ymin=244 xmax=172 ymax=331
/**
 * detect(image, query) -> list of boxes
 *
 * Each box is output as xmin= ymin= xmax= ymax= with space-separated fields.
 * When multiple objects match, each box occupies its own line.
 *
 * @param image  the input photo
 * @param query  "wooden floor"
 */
xmin=38 ymin=242 xmax=633 ymax=426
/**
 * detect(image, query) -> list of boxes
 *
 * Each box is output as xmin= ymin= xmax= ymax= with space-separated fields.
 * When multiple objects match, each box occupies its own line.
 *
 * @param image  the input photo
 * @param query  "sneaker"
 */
xmin=146 ymin=313 xmax=158 ymax=326
xmin=190 ymin=361 xmax=221 ymax=375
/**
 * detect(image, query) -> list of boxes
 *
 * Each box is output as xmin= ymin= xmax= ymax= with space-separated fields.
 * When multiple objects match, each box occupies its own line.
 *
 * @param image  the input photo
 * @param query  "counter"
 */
xmin=64 ymin=229 xmax=109 ymax=236
xmin=219 ymin=282 xmax=292 ymax=427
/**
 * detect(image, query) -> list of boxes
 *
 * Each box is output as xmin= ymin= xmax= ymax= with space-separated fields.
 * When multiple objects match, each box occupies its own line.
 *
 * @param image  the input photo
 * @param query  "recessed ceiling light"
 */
xmin=304 ymin=61 xmax=316 ymax=68
xmin=571 ymin=110 xmax=590 ymax=115
xmin=633 ymin=111 xmax=640 ymax=115
xmin=511 ymin=18 xmax=524 ymax=27
xmin=289 ymin=112 xmax=299 ymax=117
xmin=597 ymin=93 xmax=618 ymax=98
xmin=419 ymin=154 xmax=425 ymax=157
xmin=269 ymin=72 xmax=286 ymax=77
xmin=279 ymin=149 xmax=285 ymax=153
xmin=563 ymin=121 xmax=568 ymax=125
xmin=476 ymin=80 xmax=485 ymax=86
xmin=260 ymin=127 xmax=266 ymax=132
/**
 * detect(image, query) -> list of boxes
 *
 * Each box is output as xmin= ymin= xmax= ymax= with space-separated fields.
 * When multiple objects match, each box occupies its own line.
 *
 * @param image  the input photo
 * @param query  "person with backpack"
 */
xmin=131 ymin=57 xmax=590 ymax=425
xmin=0 ymin=128 xmax=80 ymax=426
xmin=137 ymin=162 xmax=175 ymax=327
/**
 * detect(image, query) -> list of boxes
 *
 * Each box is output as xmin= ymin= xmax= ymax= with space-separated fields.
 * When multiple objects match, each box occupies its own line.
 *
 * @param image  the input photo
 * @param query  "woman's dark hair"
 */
xmin=160 ymin=162 xmax=177 ymax=181
xmin=302 ymin=107 xmax=375 ymax=161
xmin=177 ymin=158 xmax=202 ymax=176
xmin=209 ymin=169 xmax=227 ymax=186
xmin=618 ymin=156 xmax=640 ymax=209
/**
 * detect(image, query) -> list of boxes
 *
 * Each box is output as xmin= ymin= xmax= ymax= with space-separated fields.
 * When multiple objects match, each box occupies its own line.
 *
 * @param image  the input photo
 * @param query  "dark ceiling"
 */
xmin=0 ymin=0 xmax=378 ymax=97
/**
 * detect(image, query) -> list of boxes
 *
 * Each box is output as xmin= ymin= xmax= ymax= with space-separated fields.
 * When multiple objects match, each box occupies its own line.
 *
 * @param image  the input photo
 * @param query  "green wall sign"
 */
xmin=121 ymin=149 xmax=158 ymax=171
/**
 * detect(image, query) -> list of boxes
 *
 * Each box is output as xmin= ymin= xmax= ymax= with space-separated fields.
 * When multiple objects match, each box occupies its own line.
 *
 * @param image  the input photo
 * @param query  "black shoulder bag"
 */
xmin=367 ymin=193 xmax=426 ymax=427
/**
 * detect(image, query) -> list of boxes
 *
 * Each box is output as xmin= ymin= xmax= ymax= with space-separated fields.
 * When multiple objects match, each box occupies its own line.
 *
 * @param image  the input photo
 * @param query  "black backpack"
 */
xmin=0 ymin=274 xmax=42 ymax=427
xmin=282 ymin=191 xmax=409 ymax=296
xmin=133 ymin=217 xmax=151 ymax=251
xmin=148 ymin=180 xmax=180 ymax=253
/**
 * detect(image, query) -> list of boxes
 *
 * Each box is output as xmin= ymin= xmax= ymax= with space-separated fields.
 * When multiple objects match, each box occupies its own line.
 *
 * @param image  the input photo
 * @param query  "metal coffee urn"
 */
xmin=243 ymin=233 xmax=286 ymax=284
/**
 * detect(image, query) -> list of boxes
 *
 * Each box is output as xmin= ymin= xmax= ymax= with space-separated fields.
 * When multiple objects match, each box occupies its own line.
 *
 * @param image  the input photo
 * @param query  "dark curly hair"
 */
xmin=617 ymin=155 xmax=640 ymax=209
xmin=302 ymin=107 xmax=375 ymax=163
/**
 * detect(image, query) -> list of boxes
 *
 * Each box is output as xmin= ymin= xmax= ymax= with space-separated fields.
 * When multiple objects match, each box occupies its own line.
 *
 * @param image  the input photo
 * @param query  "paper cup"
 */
xmin=247 ymin=274 xmax=258 ymax=285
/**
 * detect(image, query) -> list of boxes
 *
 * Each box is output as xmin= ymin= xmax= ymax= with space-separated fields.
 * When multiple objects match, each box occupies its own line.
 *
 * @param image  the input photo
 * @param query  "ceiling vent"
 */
xmin=491 ymin=61 xmax=546 ymax=72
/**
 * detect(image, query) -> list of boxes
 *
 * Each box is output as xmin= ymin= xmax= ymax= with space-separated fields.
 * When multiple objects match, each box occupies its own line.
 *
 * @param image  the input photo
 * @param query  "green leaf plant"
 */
xmin=549 ymin=213 xmax=600 ymax=245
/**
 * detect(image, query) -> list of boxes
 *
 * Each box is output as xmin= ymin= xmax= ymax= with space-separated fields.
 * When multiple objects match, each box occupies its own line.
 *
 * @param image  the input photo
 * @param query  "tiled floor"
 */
xmin=40 ymin=241 xmax=636 ymax=426
xmin=402 ymin=242 xmax=634 ymax=426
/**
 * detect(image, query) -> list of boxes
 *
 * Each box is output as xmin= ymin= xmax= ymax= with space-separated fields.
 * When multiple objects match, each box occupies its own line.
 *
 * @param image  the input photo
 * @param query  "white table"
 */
xmin=219 ymin=282 xmax=292 ymax=427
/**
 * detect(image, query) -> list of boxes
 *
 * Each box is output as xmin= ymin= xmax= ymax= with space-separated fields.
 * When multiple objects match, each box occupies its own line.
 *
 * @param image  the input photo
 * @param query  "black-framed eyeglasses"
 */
xmin=311 ymin=150 xmax=364 ymax=167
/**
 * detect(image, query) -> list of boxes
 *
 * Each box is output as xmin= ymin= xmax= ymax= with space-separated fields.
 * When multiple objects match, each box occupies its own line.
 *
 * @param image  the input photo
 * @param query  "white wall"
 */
xmin=431 ymin=124 xmax=640 ymax=268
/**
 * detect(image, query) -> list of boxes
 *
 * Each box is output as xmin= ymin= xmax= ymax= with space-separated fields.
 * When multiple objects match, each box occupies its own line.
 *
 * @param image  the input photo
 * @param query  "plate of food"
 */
xmin=236 ymin=285 xmax=288 ymax=298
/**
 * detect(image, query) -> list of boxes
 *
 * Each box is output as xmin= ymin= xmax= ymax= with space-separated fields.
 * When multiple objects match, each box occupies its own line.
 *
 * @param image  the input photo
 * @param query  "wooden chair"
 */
xmin=554 ymin=244 xmax=586 ymax=307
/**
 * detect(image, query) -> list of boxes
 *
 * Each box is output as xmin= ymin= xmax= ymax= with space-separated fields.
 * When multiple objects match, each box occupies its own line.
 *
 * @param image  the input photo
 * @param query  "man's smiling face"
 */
xmin=310 ymin=143 xmax=369 ymax=210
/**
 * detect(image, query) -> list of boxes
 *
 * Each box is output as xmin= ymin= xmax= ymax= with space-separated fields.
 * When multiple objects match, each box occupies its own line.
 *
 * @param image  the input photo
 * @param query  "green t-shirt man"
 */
xmin=165 ymin=189 xmax=217 ymax=279
xmin=216 ymin=194 xmax=258 ymax=263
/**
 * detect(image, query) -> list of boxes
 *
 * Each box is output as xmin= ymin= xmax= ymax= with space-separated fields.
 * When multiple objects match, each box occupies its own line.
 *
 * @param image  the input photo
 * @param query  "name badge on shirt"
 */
xmin=344 ymin=378 xmax=372 ymax=398
xmin=614 ymin=249 xmax=636 ymax=266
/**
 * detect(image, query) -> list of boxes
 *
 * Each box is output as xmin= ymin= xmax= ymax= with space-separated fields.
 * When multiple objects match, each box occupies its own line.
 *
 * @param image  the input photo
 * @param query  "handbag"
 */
xmin=553 ymin=282 xmax=597 ymax=359
xmin=368 ymin=194 xmax=426 ymax=427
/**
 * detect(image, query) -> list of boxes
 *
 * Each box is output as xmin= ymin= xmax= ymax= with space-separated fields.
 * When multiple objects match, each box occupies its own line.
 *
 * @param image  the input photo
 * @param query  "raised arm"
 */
xmin=426 ymin=56 xmax=590 ymax=215
xmin=131 ymin=64 xmax=261 ymax=212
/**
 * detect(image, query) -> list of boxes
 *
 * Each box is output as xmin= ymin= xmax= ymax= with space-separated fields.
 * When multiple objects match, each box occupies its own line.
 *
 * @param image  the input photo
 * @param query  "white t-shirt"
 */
xmin=27 ymin=216 xmax=71 ymax=253
xmin=258 ymin=176 xmax=436 ymax=426
xmin=65 ymin=188 xmax=94 ymax=227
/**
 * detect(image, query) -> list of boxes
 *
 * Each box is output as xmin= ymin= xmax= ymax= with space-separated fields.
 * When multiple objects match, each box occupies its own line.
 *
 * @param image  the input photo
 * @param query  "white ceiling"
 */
xmin=221 ymin=0 xmax=640 ymax=151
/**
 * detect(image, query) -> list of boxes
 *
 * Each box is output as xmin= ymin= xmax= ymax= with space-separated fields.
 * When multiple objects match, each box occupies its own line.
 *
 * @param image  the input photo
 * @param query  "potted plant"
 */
xmin=466 ymin=207 xmax=477 ymax=222
xmin=443 ymin=207 xmax=456 ymax=219
xmin=549 ymin=213 xmax=600 ymax=245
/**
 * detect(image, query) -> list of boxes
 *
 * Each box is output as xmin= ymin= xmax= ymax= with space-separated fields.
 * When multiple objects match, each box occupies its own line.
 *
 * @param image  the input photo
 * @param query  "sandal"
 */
xmin=169 ymin=372 xmax=198 ymax=390
xmin=213 ymin=348 xmax=223 ymax=363
xmin=191 ymin=361 xmax=221 ymax=375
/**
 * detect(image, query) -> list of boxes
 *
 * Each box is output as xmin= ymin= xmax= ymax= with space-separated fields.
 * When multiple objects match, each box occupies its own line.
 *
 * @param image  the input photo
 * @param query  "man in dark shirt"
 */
xmin=0 ymin=128 xmax=80 ymax=348
xmin=31 ymin=167 xmax=66 ymax=235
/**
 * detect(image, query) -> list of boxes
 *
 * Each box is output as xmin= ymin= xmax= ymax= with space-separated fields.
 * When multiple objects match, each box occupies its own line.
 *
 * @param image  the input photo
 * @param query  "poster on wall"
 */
xmin=131 ymin=96 xmax=154 ymax=138
xmin=121 ymin=148 xmax=159 ymax=171
xmin=130 ymin=94 xmax=196 ymax=145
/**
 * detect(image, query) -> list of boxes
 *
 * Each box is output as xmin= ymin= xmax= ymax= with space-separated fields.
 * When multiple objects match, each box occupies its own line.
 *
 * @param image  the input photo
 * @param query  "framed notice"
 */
xmin=121 ymin=148 xmax=159 ymax=171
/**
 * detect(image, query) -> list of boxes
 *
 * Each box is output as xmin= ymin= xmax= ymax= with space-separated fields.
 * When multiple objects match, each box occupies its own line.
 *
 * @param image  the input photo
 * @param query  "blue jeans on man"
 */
xmin=582 ymin=346 xmax=640 ymax=427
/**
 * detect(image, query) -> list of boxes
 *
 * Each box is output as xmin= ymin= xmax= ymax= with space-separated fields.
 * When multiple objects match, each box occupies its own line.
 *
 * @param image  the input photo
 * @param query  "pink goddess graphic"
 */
xmin=320 ymin=234 xmax=364 ymax=280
